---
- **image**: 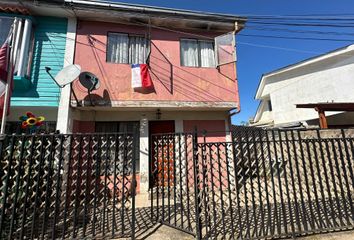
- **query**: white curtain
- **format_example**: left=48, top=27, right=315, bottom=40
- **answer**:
left=107, top=33, right=129, bottom=63
left=129, top=36, right=148, bottom=64
left=200, top=41, right=215, bottom=67
left=181, top=39, right=199, bottom=67
left=0, top=18, right=14, bottom=45
left=118, top=121, right=140, bottom=172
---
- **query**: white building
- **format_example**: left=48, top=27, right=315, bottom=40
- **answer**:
left=252, top=44, right=354, bottom=128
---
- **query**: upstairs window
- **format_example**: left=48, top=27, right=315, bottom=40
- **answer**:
left=0, top=18, right=13, bottom=45
left=107, top=33, right=149, bottom=64
left=0, top=17, right=33, bottom=79
left=180, top=39, right=215, bottom=68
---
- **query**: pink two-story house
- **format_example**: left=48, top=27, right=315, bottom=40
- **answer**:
left=62, top=0, right=245, bottom=196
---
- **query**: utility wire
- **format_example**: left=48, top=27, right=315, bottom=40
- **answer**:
left=55, top=6, right=354, bottom=56
left=237, top=41, right=321, bottom=54
left=246, top=21, right=354, bottom=28
left=239, top=33, right=354, bottom=42
left=126, top=20, right=333, bottom=54
left=245, top=26, right=354, bottom=36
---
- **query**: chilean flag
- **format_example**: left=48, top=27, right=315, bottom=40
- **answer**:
left=131, top=64, right=153, bottom=89
left=0, top=41, right=13, bottom=118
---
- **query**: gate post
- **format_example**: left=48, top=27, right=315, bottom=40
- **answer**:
left=192, top=127, right=203, bottom=239
left=131, top=127, right=139, bottom=240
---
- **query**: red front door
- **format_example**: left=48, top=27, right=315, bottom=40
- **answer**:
left=149, top=121, right=175, bottom=188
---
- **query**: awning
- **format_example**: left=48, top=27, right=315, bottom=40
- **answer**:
left=296, top=102, right=354, bottom=129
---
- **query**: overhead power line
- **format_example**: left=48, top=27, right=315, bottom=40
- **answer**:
left=246, top=21, right=354, bottom=28
left=245, top=26, right=354, bottom=37
left=239, top=33, right=354, bottom=42
left=237, top=41, right=321, bottom=54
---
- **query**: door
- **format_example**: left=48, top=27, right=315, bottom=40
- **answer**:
left=149, top=121, right=175, bottom=188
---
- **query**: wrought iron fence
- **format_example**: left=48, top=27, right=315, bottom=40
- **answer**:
left=152, top=128, right=354, bottom=239
left=0, top=132, right=138, bottom=239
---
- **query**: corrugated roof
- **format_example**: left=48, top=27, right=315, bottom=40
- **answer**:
left=0, top=5, right=31, bottom=15
left=65, top=0, right=246, bottom=23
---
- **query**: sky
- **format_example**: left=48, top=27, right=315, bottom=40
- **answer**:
left=114, top=0, right=354, bottom=124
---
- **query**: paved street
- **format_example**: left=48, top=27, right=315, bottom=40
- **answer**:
left=118, top=225, right=354, bottom=240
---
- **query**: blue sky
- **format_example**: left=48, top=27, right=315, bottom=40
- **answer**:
left=114, top=0, right=354, bottom=124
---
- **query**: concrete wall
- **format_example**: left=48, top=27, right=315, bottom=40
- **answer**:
left=257, top=54, right=354, bottom=125
left=183, top=119, right=226, bottom=142
left=72, top=21, right=238, bottom=105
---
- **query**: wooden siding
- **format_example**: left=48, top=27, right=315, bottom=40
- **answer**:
left=11, top=17, right=67, bottom=107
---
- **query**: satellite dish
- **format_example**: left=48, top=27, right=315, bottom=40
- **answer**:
left=79, top=72, right=100, bottom=92
left=79, top=72, right=100, bottom=106
left=45, top=64, right=81, bottom=88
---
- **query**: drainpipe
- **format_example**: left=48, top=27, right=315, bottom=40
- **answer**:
left=17, top=18, right=32, bottom=77
left=228, top=21, right=242, bottom=126
left=228, top=106, right=240, bottom=126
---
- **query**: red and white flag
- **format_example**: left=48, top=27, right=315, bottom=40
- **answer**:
left=0, top=40, right=13, bottom=118
left=131, top=64, right=153, bottom=89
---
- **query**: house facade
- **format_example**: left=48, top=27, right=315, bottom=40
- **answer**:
left=0, top=0, right=245, bottom=198
left=54, top=0, right=245, bottom=195
left=252, top=44, right=354, bottom=128
left=0, top=1, right=75, bottom=133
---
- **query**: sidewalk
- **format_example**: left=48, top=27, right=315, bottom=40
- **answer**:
left=142, top=225, right=194, bottom=240
left=119, top=225, right=353, bottom=240
left=298, top=230, right=354, bottom=240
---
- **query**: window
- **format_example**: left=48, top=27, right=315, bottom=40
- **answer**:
left=107, top=33, right=149, bottom=64
left=95, top=121, right=140, bottom=172
left=0, top=18, right=13, bottom=45
left=0, top=17, right=33, bottom=79
left=268, top=100, right=272, bottom=112
left=180, top=39, right=215, bottom=68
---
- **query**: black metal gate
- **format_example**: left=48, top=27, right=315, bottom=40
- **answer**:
left=152, top=128, right=354, bottom=239
left=0, top=132, right=138, bottom=239
left=150, top=132, right=199, bottom=237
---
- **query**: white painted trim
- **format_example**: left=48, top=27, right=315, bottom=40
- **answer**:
left=56, top=18, right=77, bottom=133
left=73, top=100, right=238, bottom=110
left=253, top=99, right=266, bottom=123
left=225, top=119, right=231, bottom=142
left=139, top=117, right=149, bottom=194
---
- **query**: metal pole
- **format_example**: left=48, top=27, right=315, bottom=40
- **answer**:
left=131, top=127, right=139, bottom=240
left=192, top=127, right=202, bottom=239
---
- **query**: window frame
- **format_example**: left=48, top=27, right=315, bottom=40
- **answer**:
left=180, top=38, right=215, bottom=68
left=0, top=17, right=34, bottom=79
left=106, top=31, right=150, bottom=65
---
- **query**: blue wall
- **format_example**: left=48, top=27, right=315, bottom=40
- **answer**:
left=11, top=16, right=68, bottom=107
